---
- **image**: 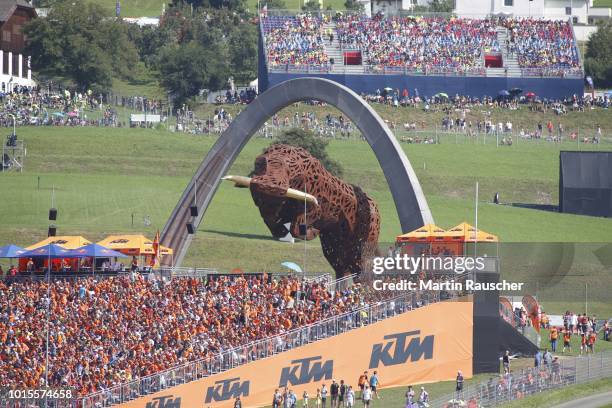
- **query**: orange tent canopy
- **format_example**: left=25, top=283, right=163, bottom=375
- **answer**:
left=396, top=224, right=447, bottom=242
left=446, top=222, right=498, bottom=242
left=97, top=235, right=174, bottom=256
left=396, top=222, right=499, bottom=243
left=26, top=236, right=92, bottom=250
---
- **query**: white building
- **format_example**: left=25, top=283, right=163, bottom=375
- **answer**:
left=455, top=0, right=610, bottom=25
left=0, top=1, right=37, bottom=92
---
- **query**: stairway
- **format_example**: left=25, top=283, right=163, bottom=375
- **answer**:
left=321, top=21, right=364, bottom=74
left=487, top=26, right=522, bottom=78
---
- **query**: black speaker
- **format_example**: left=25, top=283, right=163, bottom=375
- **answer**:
left=49, top=208, right=57, bottom=220
left=48, top=225, right=56, bottom=237
left=186, top=223, right=195, bottom=234
left=299, top=224, right=307, bottom=236
left=190, top=206, right=198, bottom=217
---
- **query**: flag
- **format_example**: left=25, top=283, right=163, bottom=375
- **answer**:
left=151, top=230, right=160, bottom=267
left=116, top=0, right=120, bottom=17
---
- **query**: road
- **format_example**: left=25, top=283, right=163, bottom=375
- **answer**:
left=551, top=390, right=612, bottom=408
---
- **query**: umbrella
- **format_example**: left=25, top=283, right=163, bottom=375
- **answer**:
left=63, top=243, right=126, bottom=259
left=526, top=92, right=536, bottom=98
left=67, top=111, right=78, bottom=117
left=0, top=244, right=26, bottom=258
left=509, top=88, right=523, bottom=95
left=281, top=261, right=303, bottom=273
left=383, top=87, right=393, bottom=91
left=498, top=90, right=510, bottom=96
left=51, top=112, right=64, bottom=117
left=19, top=244, right=71, bottom=258
left=435, top=92, right=449, bottom=99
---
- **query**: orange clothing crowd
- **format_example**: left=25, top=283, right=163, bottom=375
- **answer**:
left=0, top=275, right=379, bottom=397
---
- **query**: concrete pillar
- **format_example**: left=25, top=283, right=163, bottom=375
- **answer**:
left=0, top=50, right=4, bottom=76
left=27, top=56, right=31, bottom=81
left=18, top=54, right=22, bottom=78
left=8, top=52, right=12, bottom=76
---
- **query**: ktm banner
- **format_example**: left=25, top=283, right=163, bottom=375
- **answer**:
left=119, top=301, right=473, bottom=408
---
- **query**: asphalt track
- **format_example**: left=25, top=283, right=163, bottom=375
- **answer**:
left=551, top=390, right=612, bottom=408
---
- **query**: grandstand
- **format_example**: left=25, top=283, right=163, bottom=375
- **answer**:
left=258, top=12, right=585, bottom=99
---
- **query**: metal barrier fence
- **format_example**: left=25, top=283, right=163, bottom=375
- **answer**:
left=79, top=290, right=439, bottom=407
left=429, top=351, right=612, bottom=408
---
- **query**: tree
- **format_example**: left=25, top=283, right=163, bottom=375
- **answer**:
left=156, top=41, right=228, bottom=107
left=171, top=0, right=247, bottom=11
left=344, top=0, right=364, bottom=11
left=302, top=0, right=321, bottom=11
left=272, top=128, right=343, bottom=176
left=264, top=0, right=287, bottom=9
left=584, top=20, right=612, bottom=88
left=428, top=0, right=454, bottom=12
left=23, top=0, right=139, bottom=91
left=228, top=23, right=258, bottom=83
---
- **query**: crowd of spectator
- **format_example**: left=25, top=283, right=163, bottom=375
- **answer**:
left=0, top=274, right=384, bottom=396
left=261, top=14, right=582, bottom=76
left=263, top=15, right=329, bottom=67
left=0, top=86, right=139, bottom=128
left=336, top=15, right=498, bottom=71
left=502, top=18, right=580, bottom=70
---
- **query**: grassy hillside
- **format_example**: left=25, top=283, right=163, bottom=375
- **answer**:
left=0, top=125, right=611, bottom=313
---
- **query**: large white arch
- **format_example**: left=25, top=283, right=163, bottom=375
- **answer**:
left=162, top=78, right=433, bottom=266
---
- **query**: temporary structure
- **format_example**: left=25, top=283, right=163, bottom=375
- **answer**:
left=396, top=224, right=447, bottom=242
left=97, top=235, right=155, bottom=256
left=26, top=236, right=92, bottom=250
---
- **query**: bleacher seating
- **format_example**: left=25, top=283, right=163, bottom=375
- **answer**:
left=261, top=15, right=329, bottom=67
left=260, top=14, right=582, bottom=78
left=335, top=15, right=499, bottom=71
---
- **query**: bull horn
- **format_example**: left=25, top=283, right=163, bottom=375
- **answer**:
left=223, top=175, right=319, bottom=205
left=286, top=188, right=319, bottom=206
left=222, top=175, right=251, bottom=187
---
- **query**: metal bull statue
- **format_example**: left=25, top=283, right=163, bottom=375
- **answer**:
left=223, top=144, right=380, bottom=278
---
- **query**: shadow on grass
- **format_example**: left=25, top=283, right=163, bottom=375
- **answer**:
left=203, top=229, right=273, bottom=241
left=505, top=203, right=559, bottom=212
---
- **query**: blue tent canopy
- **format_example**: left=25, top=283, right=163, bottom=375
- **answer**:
left=0, top=244, right=26, bottom=258
left=63, top=243, right=126, bottom=258
left=19, top=244, right=71, bottom=258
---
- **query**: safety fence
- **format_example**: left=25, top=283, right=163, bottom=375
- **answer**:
left=268, top=63, right=583, bottom=79
left=429, top=351, right=612, bottom=408
left=77, top=290, right=440, bottom=407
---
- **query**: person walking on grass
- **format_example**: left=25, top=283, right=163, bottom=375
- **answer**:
left=502, top=350, right=510, bottom=374
left=346, top=386, right=355, bottom=408
left=362, top=385, right=372, bottom=407
left=562, top=329, right=572, bottom=353
left=369, top=371, right=380, bottom=399
left=455, top=370, right=464, bottom=400
left=549, top=326, right=559, bottom=352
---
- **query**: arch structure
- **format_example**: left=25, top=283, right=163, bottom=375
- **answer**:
left=161, top=78, right=434, bottom=266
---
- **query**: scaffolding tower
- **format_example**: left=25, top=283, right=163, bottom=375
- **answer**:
left=2, top=133, right=26, bottom=172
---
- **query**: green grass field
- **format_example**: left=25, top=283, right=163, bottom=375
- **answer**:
left=500, top=377, right=612, bottom=408
left=593, top=0, right=612, bottom=8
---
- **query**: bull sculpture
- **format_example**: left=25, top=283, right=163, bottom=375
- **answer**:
left=223, top=144, right=380, bottom=278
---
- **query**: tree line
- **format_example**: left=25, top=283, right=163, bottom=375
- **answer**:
left=24, top=0, right=259, bottom=106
